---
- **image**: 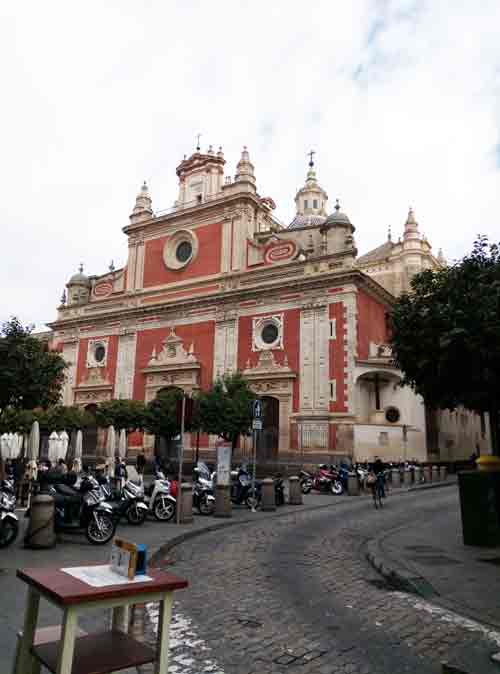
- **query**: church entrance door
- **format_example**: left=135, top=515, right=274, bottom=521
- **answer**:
left=256, top=396, right=279, bottom=463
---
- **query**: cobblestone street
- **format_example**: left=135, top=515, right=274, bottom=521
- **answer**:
left=154, top=488, right=500, bottom=674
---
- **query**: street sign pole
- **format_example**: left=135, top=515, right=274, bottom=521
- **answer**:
left=251, top=399, right=262, bottom=513
left=251, top=427, right=257, bottom=512
left=176, top=394, right=186, bottom=525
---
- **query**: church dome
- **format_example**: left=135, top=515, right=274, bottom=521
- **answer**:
left=325, top=200, right=352, bottom=227
left=68, top=265, right=90, bottom=286
left=289, top=213, right=327, bottom=229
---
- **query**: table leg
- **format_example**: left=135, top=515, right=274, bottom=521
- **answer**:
left=14, top=587, right=40, bottom=674
left=111, top=604, right=130, bottom=633
left=154, top=593, right=173, bottom=674
left=56, top=607, right=78, bottom=674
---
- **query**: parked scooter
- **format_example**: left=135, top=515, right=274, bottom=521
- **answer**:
left=98, top=476, right=148, bottom=525
left=0, top=479, right=18, bottom=548
left=192, top=463, right=215, bottom=515
left=142, top=472, right=177, bottom=522
left=49, top=475, right=116, bottom=545
left=230, top=466, right=261, bottom=509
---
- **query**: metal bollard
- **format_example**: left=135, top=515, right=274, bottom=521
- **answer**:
left=24, top=494, right=56, bottom=549
left=288, top=476, right=303, bottom=505
left=424, top=466, right=431, bottom=483
left=404, top=469, right=412, bottom=487
left=440, top=466, right=447, bottom=482
left=179, top=483, right=193, bottom=524
left=432, top=465, right=439, bottom=482
left=391, top=468, right=401, bottom=488
left=261, top=478, right=276, bottom=511
left=347, top=472, right=360, bottom=495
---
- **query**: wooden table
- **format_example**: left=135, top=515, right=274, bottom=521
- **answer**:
left=15, top=564, right=188, bottom=674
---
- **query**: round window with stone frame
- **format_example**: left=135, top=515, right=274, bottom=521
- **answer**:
left=385, top=406, right=401, bottom=424
left=256, top=318, right=282, bottom=350
left=163, top=229, right=199, bottom=271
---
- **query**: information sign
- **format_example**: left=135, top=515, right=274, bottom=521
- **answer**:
left=253, top=400, right=262, bottom=419
left=252, top=419, right=263, bottom=430
left=216, top=442, right=232, bottom=486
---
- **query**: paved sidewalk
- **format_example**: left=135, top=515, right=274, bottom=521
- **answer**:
left=367, top=485, right=500, bottom=630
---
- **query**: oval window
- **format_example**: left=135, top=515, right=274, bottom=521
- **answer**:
left=176, top=241, right=192, bottom=263
left=261, top=322, right=279, bottom=345
left=385, top=407, right=400, bottom=424
left=94, top=344, right=106, bottom=363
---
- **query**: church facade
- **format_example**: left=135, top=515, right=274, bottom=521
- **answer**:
left=48, top=146, right=488, bottom=464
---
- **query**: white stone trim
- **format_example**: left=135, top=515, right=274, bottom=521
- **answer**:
left=61, top=341, right=79, bottom=405
left=114, top=333, right=137, bottom=399
left=86, top=338, right=109, bottom=368
left=213, top=317, right=238, bottom=380
left=252, top=314, right=283, bottom=351
left=163, top=229, right=199, bottom=271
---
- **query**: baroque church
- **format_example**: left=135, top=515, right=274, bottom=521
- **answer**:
left=48, top=145, right=488, bottom=465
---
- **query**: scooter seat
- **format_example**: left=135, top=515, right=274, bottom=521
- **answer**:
left=53, top=492, right=81, bottom=507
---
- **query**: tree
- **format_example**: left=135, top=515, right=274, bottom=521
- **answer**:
left=143, top=389, right=183, bottom=454
left=0, top=318, right=67, bottom=412
left=197, top=372, right=254, bottom=451
left=390, top=236, right=500, bottom=454
left=95, top=399, right=147, bottom=434
left=35, top=406, right=94, bottom=433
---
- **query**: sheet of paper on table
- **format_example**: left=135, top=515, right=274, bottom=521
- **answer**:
left=61, top=565, right=153, bottom=588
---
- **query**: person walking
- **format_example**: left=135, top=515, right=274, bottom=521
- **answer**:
left=136, top=451, right=146, bottom=484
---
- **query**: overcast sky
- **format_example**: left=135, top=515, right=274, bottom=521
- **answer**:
left=1, top=1, right=500, bottom=330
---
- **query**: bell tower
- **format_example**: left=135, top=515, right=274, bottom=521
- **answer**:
left=174, top=140, right=226, bottom=208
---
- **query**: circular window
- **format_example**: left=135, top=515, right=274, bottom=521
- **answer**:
left=176, top=241, right=192, bottom=263
left=385, top=407, right=401, bottom=424
left=94, top=344, right=106, bottom=363
left=261, top=323, right=279, bottom=345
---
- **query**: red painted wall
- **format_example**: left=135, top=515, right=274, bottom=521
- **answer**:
left=133, top=321, right=215, bottom=401
left=329, top=424, right=337, bottom=450
left=143, top=223, right=222, bottom=288
left=356, top=291, right=389, bottom=360
left=329, top=303, right=347, bottom=413
left=237, top=308, right=300, bottom=412
left=75, top=335, right=119, bottom=391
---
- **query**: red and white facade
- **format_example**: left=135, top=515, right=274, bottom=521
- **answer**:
left=49, top=146, right=487, bottom=463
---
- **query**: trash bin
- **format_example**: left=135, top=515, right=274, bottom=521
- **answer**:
left=458, top=470, right=500, bottom=547
left=24, top=494, right=56, bottom=549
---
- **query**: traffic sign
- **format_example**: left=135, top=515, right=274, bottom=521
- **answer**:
left=252, top=419, right=263, bottom=430
left=253, top=400, right=262, bottom=419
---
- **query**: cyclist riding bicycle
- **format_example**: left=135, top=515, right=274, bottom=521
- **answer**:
left=371, top=457, right=386, bottom=498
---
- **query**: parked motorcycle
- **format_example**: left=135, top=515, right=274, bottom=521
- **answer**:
left=49, top=475, right=116, bottom=545
left=98, top=476, right=148, bottom=525
left=192, top=463, right=215, bottom=515
left=299, top=465, right=343, bottom=495
left=0, top=479, right=18, bottom=548
left=230, top=466, right=261, bottom=509
left=142, top=472, right=177, bottom=522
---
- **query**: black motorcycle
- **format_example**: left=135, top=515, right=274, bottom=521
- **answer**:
left=98, top=476, right=148, bottom=525
left=274, top=475, right=285, bottom=506
left=192, top=463, right=215, bottom=516
left=230, top=467, right=261, bottom=509
left=0, top=479, right=18, bottom=548
left=49, top=475, right=116, bottom=545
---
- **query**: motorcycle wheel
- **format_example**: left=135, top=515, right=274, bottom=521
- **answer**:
left=86, top=513, right=116, bottom=545
left=301, top=481, right=312, bottom=494
left=153, top=497, right=175, bottom=522
left=0, top=519, right=18, bottom=548
left=126, top=504, right=147, bottom=526
left=331, top=480, right=343, bottom=496
left=197, top=495, right=215, bottom=516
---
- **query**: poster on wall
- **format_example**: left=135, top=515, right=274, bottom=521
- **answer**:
left=216, top=441, right=232, bottom=486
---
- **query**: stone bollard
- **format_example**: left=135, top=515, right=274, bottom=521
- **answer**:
left=424, top=466, right=431, bottom=483
left=404, top=469, right=412, bottom=487
left=24, top=493, right=56, bottom=549
left=391, top=468, right=401, bottom=488
left=288, top=476, right=303, bottom=505
left=214, top=483, right=232, bottom=517
left=261, top=478, right=276, bottom=511
left=179, top=483, right=193, bottom=524
left=347, top=472, right=360, bottom=495
left=414, top=466, right=422, bottom=484
left=440, top=466, right=447, bottom=482
left=432, top=465, right=439, bottom=483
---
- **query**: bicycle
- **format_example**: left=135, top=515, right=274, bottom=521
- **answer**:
left=369, top=473, right=385, bottom=509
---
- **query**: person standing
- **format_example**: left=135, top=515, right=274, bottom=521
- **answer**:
left=136, top=451, right=146, bottom=481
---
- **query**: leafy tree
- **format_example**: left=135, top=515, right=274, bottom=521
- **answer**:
left=197, top=372, right=254, bottom=451
left=390, top=236, right=500, bottom=454
left=143, top=388, right=184, bottom=450
left=36, top=406, right=94, bottom=432
left=0, top=318, right=67, bottom=412
left=95, top=399, right=147, bottom=433
left=0, top=408, right=35, bottom=435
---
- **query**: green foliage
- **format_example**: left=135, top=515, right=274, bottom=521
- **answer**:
left=95, top=399, right=147, bottom=433
left=0, top=317, right=67, bottom=412
left=0, top=408, right=35, bottom=434
left=36, top=406, right=94, bottom=432
left=197, top=372, right=254, bottom=449
left=143, top=388, right=183, bottom=441
left=390, top=236, right=500, bottom=452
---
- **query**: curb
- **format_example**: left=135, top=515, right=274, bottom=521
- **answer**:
left=365, top=537, right=436, bottom=598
